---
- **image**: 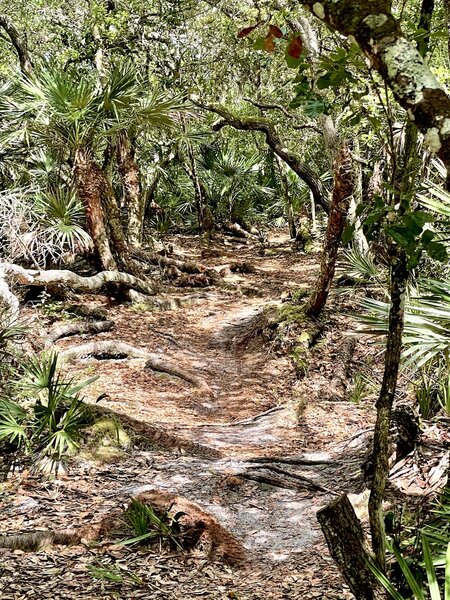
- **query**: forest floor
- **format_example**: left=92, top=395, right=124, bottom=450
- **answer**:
left=0, top=231, right=406, bottom=599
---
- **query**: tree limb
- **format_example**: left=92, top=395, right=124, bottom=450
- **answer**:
left=243, top=98, right=322, bottom=134
left=0, top=15, right=32, bottom=74
left=193, top=100, right=330, bottom=213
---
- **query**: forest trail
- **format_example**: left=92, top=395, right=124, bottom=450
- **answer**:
left=1, top=233, right=372, bottom=599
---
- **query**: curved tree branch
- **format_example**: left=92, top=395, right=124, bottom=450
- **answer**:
left=193, top=100, right=330, bottom=213
left=243, top=98, right=323, bottom=134
left=0, top=15, right=32, bottom=74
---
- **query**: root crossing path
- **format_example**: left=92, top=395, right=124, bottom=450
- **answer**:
left=1, top=234, right=370, bottom=599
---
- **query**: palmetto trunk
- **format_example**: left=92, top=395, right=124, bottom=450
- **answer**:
left=116, top=133, right=144, bottom=247
left=305, top=143, right=354, bottom=318
left=74, top=149, right=117, bottom=271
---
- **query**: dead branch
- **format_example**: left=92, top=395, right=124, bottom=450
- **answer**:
left=0, top=263, right=157, bottom=297
left=0, top=266, right=20, bottom=322
left=59, top=340, right=213, bottom=396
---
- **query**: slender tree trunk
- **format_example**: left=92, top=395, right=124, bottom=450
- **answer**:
left=73, top=149, right=117, bottom=271
left=276, top=157, right=297, bottom=238
left=182, top=153, right=213, bottom=232
left=304, top=143, right=354, bottom=318
left=368, top=250, right=408, bottom=570
left=116, top=133, right=144, bottom=247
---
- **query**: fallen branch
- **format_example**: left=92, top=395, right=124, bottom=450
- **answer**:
left=1, top=263, right=157, bottom=297
left=59, top=340, right=213, bottom=396
left=48, top=320, right=114, bottom=342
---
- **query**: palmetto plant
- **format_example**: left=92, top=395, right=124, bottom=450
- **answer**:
left=199, top=143, right=275, bottom=225
left=369, top=488, right=450, bottom=600
left=120, top=499, right=186, bottom=550
left=0, top=185, right=90, bottom=267
left=0, top=351, right=97, bottom=471
left=0, top=62, right=184, bottom=264
left=355, top=278, right=450, bottom=370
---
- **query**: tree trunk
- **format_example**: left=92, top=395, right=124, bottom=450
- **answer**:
left=368, top=250, right=408, bottom=570
left=73, top=149, right=117, bottom=271
left=317, top=495, right=386, bottom=600
left=305, top=143, right=354, bottom=318
left=276, top=156, right=297, bottom=238
left=116, top=133, right=144, bottom=247
left=182, top=153, right=214, bottom=232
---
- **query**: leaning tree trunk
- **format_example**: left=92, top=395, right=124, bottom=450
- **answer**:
left=74, top=149, right=117, bottom=272
left=116, top=132, right=144, bottom=247
left=304, top=143, right=354, bottom=318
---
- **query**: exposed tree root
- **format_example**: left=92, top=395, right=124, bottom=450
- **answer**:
left=59, top=340, right=214, bottom=396
left=62, top=304, right=109, bottom=320
left=98, top=409, right=222, bottom=459
left=0, top=263, right=157, bottom=297
left=237, top=464, right=333, bottom=494
left=247, top=455, right=333, bottom=466
left=48, top=320, right=114, bottom=342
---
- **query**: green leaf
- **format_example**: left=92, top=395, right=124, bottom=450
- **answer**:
left=367, top=559, right=407, bottom=600
left=422, top=535, right=441, bottom=600
left=391, top=540, right=425, bottom=600
left=426, top=242, right=448, bottom=262
left=316, top=73, right=333, bottom=89
left=421, top=230, right=436, bottom=245
left=253, top=37, right=266, bottom=51
left=303, top=99, right=326, bottom=116
left=341, top=223, right=355, bottom=245
left=445, top=542, right=450, bottom=600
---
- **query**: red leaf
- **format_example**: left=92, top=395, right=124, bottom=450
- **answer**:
left=287, top=35, right=303, bottom=59
left=269, top=24, right=283, bottom=39
left=264, top=33, right=275, bottom=52
left=237, top=24, right=259, bottom=38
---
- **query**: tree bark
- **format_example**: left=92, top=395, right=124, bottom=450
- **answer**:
left=298, top=0, right=450, bottom=186
left=73, top=149, right=117, bottom=271
left=317, top=495, right=386, bottom=600
left=368, top=251, right=408, bottom=570
left=305, top=143, right=354, bottom=318
left=116, top=133, right=144, bottom=247
left=276, top=156, right=297, bottom=238
left=195, top=101, right=330, bottom=214
left=0, top=263, right=157, bottom=297
left=0, top=16, right=33, bottom=74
